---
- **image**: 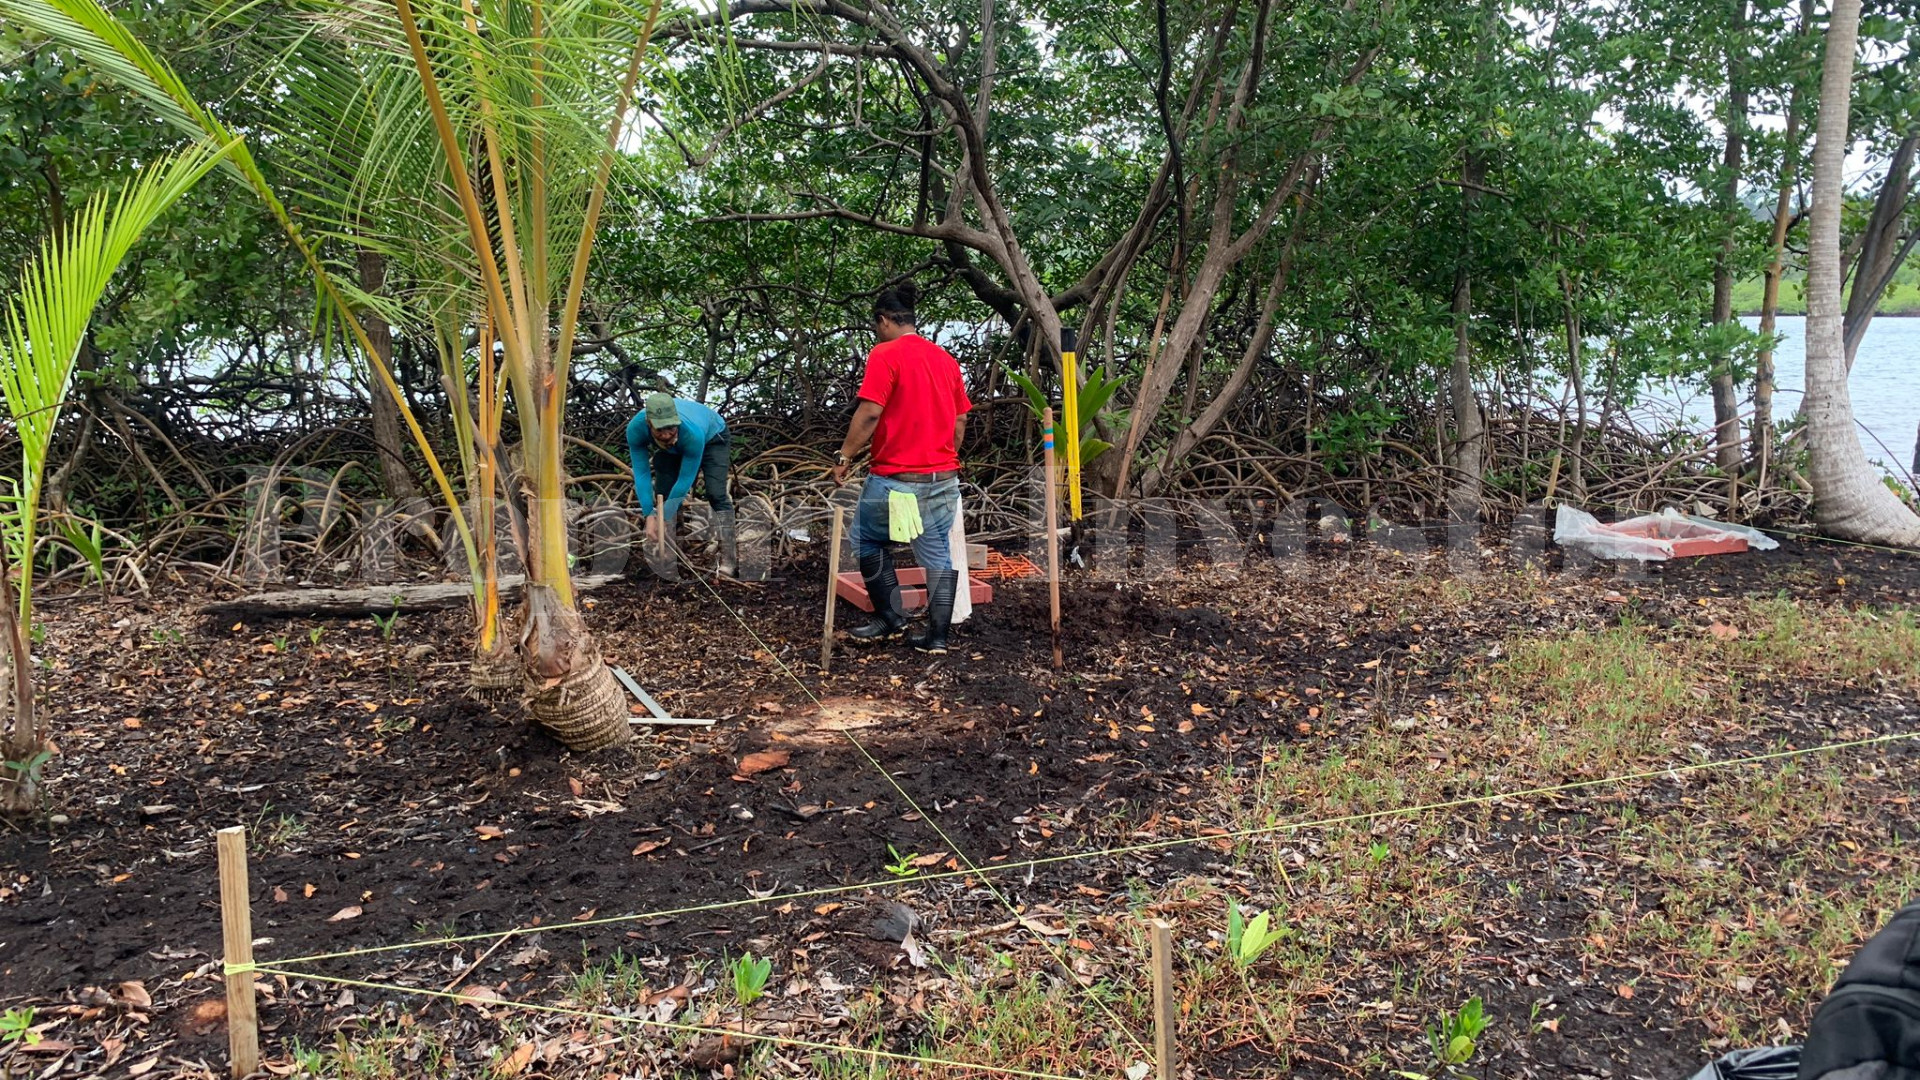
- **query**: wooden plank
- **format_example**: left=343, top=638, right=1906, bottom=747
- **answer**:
left=217, top=827, right=259, bottom=1079
left=203, top=573, right=621, bottom=620
left=1044, top=407, right=1063, bottom=671
left=820, top=504, right=846, bottom=672
left=1151, top=918, right=1176, bottom=1080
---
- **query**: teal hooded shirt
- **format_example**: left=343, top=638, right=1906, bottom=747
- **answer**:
left=627, top=398, right=726, bottom=519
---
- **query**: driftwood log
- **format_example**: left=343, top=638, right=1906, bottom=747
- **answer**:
left=203, top=574, right=622, bottom=621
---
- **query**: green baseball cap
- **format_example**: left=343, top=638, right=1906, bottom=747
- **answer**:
left=645, top=392, right=680, bottom=428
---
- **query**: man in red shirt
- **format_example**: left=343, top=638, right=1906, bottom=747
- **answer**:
left=831, top=280, right=970, bottom=654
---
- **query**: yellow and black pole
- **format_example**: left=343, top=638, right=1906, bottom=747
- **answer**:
left=1061, top=327, right=1083, bottom=521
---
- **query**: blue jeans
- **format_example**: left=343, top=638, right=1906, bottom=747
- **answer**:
left=853, top=474, right=957, bottom=572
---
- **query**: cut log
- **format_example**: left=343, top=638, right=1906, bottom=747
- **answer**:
left=203, top=574, right=621, bottom=621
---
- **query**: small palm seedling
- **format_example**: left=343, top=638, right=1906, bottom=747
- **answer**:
left=1368, top=840, right=1392, bottom=865
left=884, top=844, right=920, bottom=878
left=272, top=634, right=290, bottom=654
left=371, top=609, right=401, bottom=641
left=731, top=952, right=772, bottom=1009
left=57, top=518, right=107, bottom=587
left=1225, top=900, right=1291, bottom=969
left=308, top=627, right=324, bottom=648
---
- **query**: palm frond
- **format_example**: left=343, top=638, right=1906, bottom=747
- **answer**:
left=0, top=140, right=236, bottom=618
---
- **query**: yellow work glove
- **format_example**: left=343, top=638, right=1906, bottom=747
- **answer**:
left=888, top=489, right=924, bottom=542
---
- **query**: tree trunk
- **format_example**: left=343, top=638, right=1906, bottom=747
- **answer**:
left=358, top=250, right=422, bottom=502
left=1708, top=0, right=1750, bottom=507
left=1447, top=153, right=1486, bottom=522
left=1841, top=133, right=1917, bottom=368
left=1802, top=0, right=1920, bottom=546
left=1753, top=101, right=1801, bottom=484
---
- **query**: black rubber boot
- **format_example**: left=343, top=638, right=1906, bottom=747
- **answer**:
left=849, top=552, right=909, bottom=641
left=911, top=569, right=960, bottom=654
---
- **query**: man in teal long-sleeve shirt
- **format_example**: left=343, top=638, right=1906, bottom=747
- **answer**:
left=627, top=392, right=735, bottom=575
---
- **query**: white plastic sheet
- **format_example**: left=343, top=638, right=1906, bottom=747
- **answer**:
left=946, top=495, right=972, bottom=625
left=1552, top=505, right=1779, bottom=561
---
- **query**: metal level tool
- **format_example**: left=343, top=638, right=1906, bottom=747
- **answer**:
left=611, top=667, right=716, bottom=727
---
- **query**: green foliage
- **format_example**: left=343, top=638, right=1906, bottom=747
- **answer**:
left=1429, top=996, right=1488, bottom=1067
left=0, top=1006, right=40, bottom=1045
left=55, top=516, right=105, bottom=584
left=370, top=609, right=400, bottom=641
left=1225, top=900, right=1291, bottom=968
left=1007, top=367, right=1126, bottom=467
left=879, top=841, right=917, bottom=876
left=730, top=952, right=772, bottom=1008
left=883, top=844, right=919, bottom=878
left=0, top=141, right=232, bottom=621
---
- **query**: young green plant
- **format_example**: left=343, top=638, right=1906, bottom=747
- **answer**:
left=0, top=141, right=234, bottom=815
left=884, top=844, right=921, bottom=878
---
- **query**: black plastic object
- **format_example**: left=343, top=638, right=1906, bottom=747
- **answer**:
left=1797, top=899, right=1920, bottom=1080
left=1687, top=1046, right=1801, bottom=1080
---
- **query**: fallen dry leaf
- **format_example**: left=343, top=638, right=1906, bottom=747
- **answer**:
left=643, top=984, right=691, bottom=1007
left=1707, top=621, right=1740, bottom=640
left=115, top=981, right=152, bottom=1009
left=1617, top=983, right=1634, bottom=999
left=736, top=750, right=791, bottom=776
left=475, top=824, right=505, bottom=840
left=459, top=986, right=502, bottom=1010
left=303, top=883, right=316, bottom=898
left=272, top=886, right=288, bottom=903
left=327, top=905, right=363, bottom=922
left=631, top=839, right=668, bottom=857
left=494, top=1041, right=537, bottom=1077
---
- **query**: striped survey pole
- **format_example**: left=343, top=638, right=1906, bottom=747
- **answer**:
left=1060, top=327, right=1082, bottom=522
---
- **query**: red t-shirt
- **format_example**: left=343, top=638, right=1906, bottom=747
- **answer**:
left=857, top=334, right=972, bottom=475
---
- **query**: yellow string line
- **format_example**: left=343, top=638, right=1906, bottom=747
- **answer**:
left=1754, top=524, right=1920, bottom=557
left=662, top=533, right=1153, bottom=1058
left=262, top=727, right=1920, bottom=968
left=238, top=964, right=1089, bottom=1080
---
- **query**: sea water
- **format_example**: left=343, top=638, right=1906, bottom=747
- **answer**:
left=1635, top=316, right=1919, bottom=483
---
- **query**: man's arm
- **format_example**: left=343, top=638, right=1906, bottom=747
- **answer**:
left=626, top=415, right=655, bottom=514
left=953, top=413, right=967, bottom=453
left=663, top=424, right=706, bottom=520
left=832, top=400, right=885, bottom=484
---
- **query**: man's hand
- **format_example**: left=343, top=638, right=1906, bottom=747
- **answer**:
left=643, top=514, right=664, bottom=546
left=832, top=461, right=851, bottom=486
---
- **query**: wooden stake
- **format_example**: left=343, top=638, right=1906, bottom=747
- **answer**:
left=1150, top=918, right=1176, bottom=1080
left=217, top=826, right=259, bottom=1079
left=650, top=494, right=676, bottom=579
left=1043, top=407, right=1062, bottom=670
left=820, top=503, right=846, bottom=672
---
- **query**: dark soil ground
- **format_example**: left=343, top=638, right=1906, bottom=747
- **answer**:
left=2, top=531, right=1917, bottom=1079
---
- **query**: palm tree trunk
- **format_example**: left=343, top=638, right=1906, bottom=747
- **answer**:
left=1709, top=0, right=1749, bottom=509
left=1803, top=0, right=1920, bottom=545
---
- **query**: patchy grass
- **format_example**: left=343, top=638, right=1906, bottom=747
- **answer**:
left=278, top=592, right=1919, bottom=1079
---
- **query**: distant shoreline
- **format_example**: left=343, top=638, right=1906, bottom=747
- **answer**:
left=1737, top=310, right=1920, bottom=318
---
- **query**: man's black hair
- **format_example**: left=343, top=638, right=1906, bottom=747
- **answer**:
left=873, top=279, right=919, bottom=325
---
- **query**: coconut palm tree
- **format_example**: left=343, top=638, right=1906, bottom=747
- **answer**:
left=1802, top=0, right=1920, bottom=546
left=6, top=0, right=671, bottom=748
left=1, top=142, right=234, bottom=814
